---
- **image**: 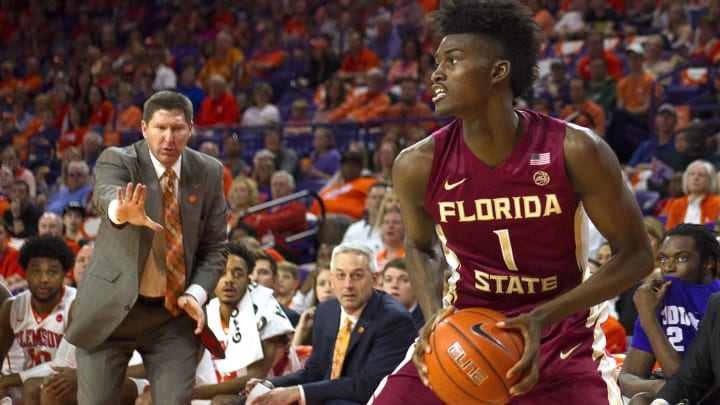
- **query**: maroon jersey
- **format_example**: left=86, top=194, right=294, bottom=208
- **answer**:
left=424, top=109, right=586, bottom=316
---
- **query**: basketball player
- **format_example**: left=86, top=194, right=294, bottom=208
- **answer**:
left=0, top=235, right=76, bottom=400
left=619, top=224, right=720, bottom=402
left=372, top=1, right=653, bottom=403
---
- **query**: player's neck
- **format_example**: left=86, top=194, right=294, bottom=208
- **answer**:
left=462, top=109, right=523, bottom=168
left=31, top=295, right=62, bottom=317
left=220, top=295, right=245, bottom=324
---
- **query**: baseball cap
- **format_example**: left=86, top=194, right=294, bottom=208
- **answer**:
left=340, top=151, right=363, bottom=165
left=626, top=42, right=645, bottom=56
left=657, top=103, right=677, bottom=117
left=63, top=201, right=86, bottom=217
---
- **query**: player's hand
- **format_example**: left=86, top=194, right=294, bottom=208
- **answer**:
left=634, top=279, right=671, bottom=319
left=115, top=183, right=163, bottom=231
left=251, top=386, right=300, bottom=405
left=498, top=311, right=543, bottom=397
left=178, top=294, right=204, bottom=335
left=41, top=366, right=77, bottom=399
left=413, top=306, right=455, bottom=387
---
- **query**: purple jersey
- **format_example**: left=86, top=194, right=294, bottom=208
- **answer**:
left=424, top=109, right=585, bottom=316
left=632, top=277, right=720, bottom=355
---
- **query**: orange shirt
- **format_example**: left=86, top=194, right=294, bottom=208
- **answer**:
left=88, top=100, right=115, bottom=127
left=328, top=91, right=391, bottom=123
left=115, top=104, right=142, bottom=130
left=560, top=99, right=606, bottom=137
left=617, top=71, right=657, bottom=112
left=0, top=245, right=22, bottom=279
left=601, top=315, right=627, bottom=354
left=309, top=177, right=378, bottom=220
left=197, top=48, right=245, bottom=89
left=57, top=126, right=89, bottom=155
left=340, top=49, right=381, bottom=75
left=386, top=101, right=435, bottom=130
left=577, top=52, right=623, bottom=81
left=663, top=194, right=720, bottom=230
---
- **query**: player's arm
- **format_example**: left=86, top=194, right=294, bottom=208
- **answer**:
left=501, top=125, right=654, bottom=396
left=634, top=279, right=683, bottom=377
left=192, top=337, right=278, bottom=399
left=392, top=140, right=446, bottom=318
left=0, top=298, right=21, bottom=392
left=618, top=348, right=665, bottom=397
left=538, top=124, right=653, bottom=322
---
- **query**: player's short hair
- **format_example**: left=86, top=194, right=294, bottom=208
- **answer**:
left=664, top=223, right=720, bottom=275
left=143, top=91, right=193, bottom=124
left=277, top=261, right=299, bottom=280
left=253, top=249, right=278, bottom=277
left=227, top=242, right=256, bottom=272
left=382, top=257, right=407, bottom=275
left=18, top=235, right=75, bottom=273
left=430, top=0, right=541, bottom=98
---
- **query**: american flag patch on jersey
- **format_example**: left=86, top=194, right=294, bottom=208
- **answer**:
left=530, top=152, right=550, bottom=165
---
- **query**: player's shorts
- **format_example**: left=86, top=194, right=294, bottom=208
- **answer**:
left=371, top=312, right=623, bottom=405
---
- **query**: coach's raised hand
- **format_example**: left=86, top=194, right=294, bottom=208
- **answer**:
left=115, top=183, right=163, bottom=231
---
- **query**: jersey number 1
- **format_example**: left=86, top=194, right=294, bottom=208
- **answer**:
left=493, top=229, right=518, bottom=271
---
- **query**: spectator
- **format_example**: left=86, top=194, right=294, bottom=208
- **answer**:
left=223, top=133, right=249, bottom=178
left=626, top=103, right=678, bottom=173
left=241, top=82, right=280, bottom=127
left=244, top=171, right=307, bottom=254
left=176, top=64, right=205, bottom=116
left=0, top=218, right=23, bottom=293
left=312, top=75, right=347, bottom=123
left=338, top=30, right=381, bottom=85
left=328, top=68, right=391, bottom=123
left=195, top=73, right=240, bottom=126
left=275, top=261, right=300, bottom=308
left=659, top=1, right=693, bottom=51
left=366, top=12, right=402, bottom=67
left=387, top=38, right=422, bottom=85
left=86, top=84, right=114, bottom=129
left=587, top=56, right=617, bottom=113
left=375, top=206, right=406, bottom=277
left=250, top=249, right=301, bottom=327
left=386, top=77, right=434, bottom=131
left=341, top=181, right=387, bottom=255
left=246, top=28, right=287, bottom=81
left=643, top=35, right=675, bottom=78
left=3, top=179, right=40, bottom=238
left=688, top=15, right=720, bottom=63
left=560, top=77, right=606, bottom=137
left=25, top=108, right=59, bottom=172
left=308, top=151, right=378, bottom=221
left=81, top=130, right=103, bottom=171
left=373, top=138, right=400, bottom=185
left=2, top=145, right=36, bottom=198
left=308, top=37, right=341, bottom=90
left=527, top=0, right=556, bottom=41
left=619, top=224, right=720, bottom=399
left=300, top=126, right=341, bottom=182
left=45, top=160, right=92, bottom=216
left=584, top=0, right=620, bottom=36
left=534, top=58, right=571, bottom=116
left=292, top=265, right=334, bottom=346
left=553, top=0, right=588, bottom=40
left=263, top=129, right=299, bottom=176
left=57, top=103, right=89, bottom=158
left=576, top=30, right=623, bottom=82
left=251, top=149, right=277, bottom=202
left=199, top=141, right=233, bottom=198
left=245, top=243, right=416, bottom=405
left=62, top=201, right=86, bottom=245
left=147, top=42, right=177, bottom=91
left=197, top=30, right=244, bottom=90
left=283, top=99, right=312, bottom=136
left=113, top=81, right=142, bottom=131
left=382, top=257, right=424, bottom=334
left=227, top=175, right=259, bottom=229
left=661, top=159, right=720, bottom=230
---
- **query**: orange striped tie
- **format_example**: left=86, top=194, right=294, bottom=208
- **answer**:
left=163, top=168, right=186, bottom=315
left=330, top=317, right=353, bottom=379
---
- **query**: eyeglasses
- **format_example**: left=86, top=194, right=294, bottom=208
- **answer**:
left=67, top=172, right=84, bottom=177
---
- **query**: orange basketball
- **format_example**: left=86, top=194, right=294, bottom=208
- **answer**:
left=424, top=308, right=524, bottom=405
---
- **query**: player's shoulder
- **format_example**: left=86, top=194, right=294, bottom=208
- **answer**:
left=563, top=122, right=608, bottom=158
left=394, top=134, right=435, bottom=179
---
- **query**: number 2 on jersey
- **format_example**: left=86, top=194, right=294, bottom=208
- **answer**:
left=493, top=229, right=519, bottom=271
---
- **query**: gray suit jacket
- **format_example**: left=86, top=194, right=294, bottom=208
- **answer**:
left=65, top=140, right=228, bottom=350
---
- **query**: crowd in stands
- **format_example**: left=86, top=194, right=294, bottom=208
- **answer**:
left=1, top=0, right=720, bottom=403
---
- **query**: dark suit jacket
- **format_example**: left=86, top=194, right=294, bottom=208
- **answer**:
left=411, top=304, right=425, bottom=335
left=65, top=140, right=228, bottom=350
left=657, top=293, right=720, bottom=404
left=269, top=290, right=415, bottom=404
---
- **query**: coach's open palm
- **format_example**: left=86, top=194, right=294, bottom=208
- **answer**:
left=413, top=306, right=455, bottom=387
left=498, top=312, right=543, bottom=396
left=115, top=183, right=163, bottom=231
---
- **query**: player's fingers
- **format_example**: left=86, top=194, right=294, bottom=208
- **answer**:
left=125, top=183, right=133, bottom=200
left=132, top=184, right=145, bottom=204
left=144, top=217, right=164, bottom=232
left=117, top=186, right=124, bottom=202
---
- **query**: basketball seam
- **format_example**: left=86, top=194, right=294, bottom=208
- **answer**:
left=447, top=316, right=512, bottom=404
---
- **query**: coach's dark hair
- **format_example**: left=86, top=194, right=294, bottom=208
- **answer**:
left=664, top=223, right=720, bottom=275
left=227, top=242, right=256, bottom=273
left=142, top=91, right=194, bottom=124
left=430, top=0, right=541, bottom=98
left=19, top=235, right=75, bottom=273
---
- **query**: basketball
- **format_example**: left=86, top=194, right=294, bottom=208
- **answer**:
left=424, top=308, right=524, bottom=405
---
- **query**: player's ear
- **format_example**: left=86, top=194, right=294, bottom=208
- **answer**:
left=491, top=60, right=511, bottom=84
